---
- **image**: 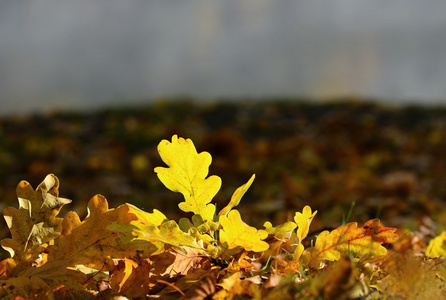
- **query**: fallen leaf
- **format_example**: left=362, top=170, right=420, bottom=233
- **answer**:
left=219, top=209, right=269, bottom=257
left=163, top=247, right=207, bottom=276
left=120, top=219, right=201, bottom=252
left=1, top=174, right=71, bottom=266
left=378, top=253, right=446, bottom=299
left=263, top=221, right=297, bottom=241
left=302, top=219, right=398, bottom=269
left=320, top=257, right=354, bottom=299
left=426, top=231, right=446, bottom=258
left=110, top=258, right=153, bottom=298
left=43, top=194, right=151, bottom=271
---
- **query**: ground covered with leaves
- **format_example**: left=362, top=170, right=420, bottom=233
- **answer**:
left=1, top=100, right=446, bottom=299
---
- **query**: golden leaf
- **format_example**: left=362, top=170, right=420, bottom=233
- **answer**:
left=219, top=210, right=269, bottom=256
left=264, top=221, right=297, bottom=241
left=127, top=204, right=167, bottom=226
left=155, top=135, right=222, bottom=222
left=426, top=231, right=446, bottom=258
left=43, top=194, right=152, bottom=271
left=116, top=219, right=201, bottom=253
left=219, top=174, right=255, bottom=216
left=302, top=219, right=398, bottom=269
left=294, top=205, right=317, bottom=243
left=1, top=174, right=71, bottom=271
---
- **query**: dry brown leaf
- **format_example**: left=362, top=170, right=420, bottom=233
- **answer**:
left=110, top=258, right=153, bottom=298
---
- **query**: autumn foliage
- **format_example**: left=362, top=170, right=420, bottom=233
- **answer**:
left=0, top=134, right=445, bottom=299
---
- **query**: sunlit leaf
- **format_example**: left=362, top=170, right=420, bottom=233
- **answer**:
left=219, top=174, right=255, bottom=216
left=1, top=174, right=71, bottom=273
left=294, top=205, right=317, bottom=243
left=154, top=135, right=222, bottom=222
left=219, top=209, right=269, bottom=256
left=120, top=219, right=201, bottom=252
left=127, top=205, right=167, bottom=226
left=302, top=219, right=398, bottom=269
left=43, top=195, right=152, bottom=271
left=263, top=221, right=297, bottom=240
left=426, top=231, right=446, bottom=258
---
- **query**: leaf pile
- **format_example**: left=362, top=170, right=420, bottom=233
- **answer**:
left=6, top=134, right=446, bottom=299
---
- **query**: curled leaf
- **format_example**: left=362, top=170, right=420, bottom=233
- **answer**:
left=219, top=174, right=255, bottom=216
left=1, top=174, right=71, bottom=266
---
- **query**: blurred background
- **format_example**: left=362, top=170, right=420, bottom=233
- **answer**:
left=1, top=1, right=446, bottom=258
left=1, top=0, right=446, bottom=115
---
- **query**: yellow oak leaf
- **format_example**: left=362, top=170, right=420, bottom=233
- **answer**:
left=177, top=215, right=211, bottom=235
left=302, top=219, right=398, bottom=269
left=42, top=194, right=154, bottom=272
left=262, top=221, right=298, bottom=260
left=108, top=206, right=172, bottom=256
left=426, top=231, right=446, bottom=258
left=178, top=218, right=217, bottom=250
left=294, top=205, right=317, bottom=243
left=112, top=219, right=201, bottom=254
left=219, top=174, right=255, bottom=216
left=6, top=196, right=157, bottom=298
left=263, top=221, right=297, bottom=240
left=219, top=209, right=269, bottom=256
left=154, top=135, right=222, bottom=222
left=127, top=204, right=167, bottom=226
left=1, top=174, right=71, bottom=269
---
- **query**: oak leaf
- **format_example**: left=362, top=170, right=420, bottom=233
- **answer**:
left=263, top=221, right=297, bottom=241
left=219, top=174, right=255, bottom=216
left=426, top=231, right=446, bottom=258
left=0, top=276, right=50, bottom=299
left=302, top=219, right=398, bottom=269
left=41, top=194, right=153, bottom=272
left=294, top=205, right=317, bottom=243
left=1, top=174, right=71, bottom=266
left=162, top=246, right=207, bottom=276
left=2, top=195, right=153, bottom=297
left=219, top=210, right=269, bottom=257
left=110, top=258, right=153, bottom=298
left=128, top=205, right=167, bottom=226
left=262, top=221, right=297, bottom=262
left=154, top=135, right=222, bottom=223
left=113, top=219, right=201, bottom=253
left=216, top=271, right=257, bottom=299
left=378, top=253, right=446, bottom=298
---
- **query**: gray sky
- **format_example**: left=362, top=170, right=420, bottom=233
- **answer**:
left=1, top=1, right=446, bottom=115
